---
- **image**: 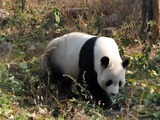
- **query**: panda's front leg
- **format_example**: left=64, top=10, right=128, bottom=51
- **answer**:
left=86, top=77, right=112, bottom=109
left=77, top=70, right=87, bottom=100
left=77, top=70, right=112, bottom=109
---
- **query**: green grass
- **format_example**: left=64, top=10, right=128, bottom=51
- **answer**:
left=0, top=0, right=160, bottom=119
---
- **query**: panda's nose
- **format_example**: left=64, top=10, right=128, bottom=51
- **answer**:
left=111, top=93, right=117, bottom=96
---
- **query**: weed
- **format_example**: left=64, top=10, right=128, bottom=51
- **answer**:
left=0, top=0, right=160, bottom=119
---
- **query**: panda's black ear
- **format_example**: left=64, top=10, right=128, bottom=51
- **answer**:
left=100, top=56, right=109, bottom=68
left=122, top=59, right=129, bottom=68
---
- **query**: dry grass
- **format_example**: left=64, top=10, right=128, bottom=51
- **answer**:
left=0, top=0, right=160, bottom=119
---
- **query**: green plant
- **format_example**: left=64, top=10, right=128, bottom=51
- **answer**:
left=53, top=7, right=61, bottom=26
left=0, top=0, right=160, bottom=119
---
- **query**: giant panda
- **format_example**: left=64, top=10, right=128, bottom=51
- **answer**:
left=41, top=32, right=129, bottom=108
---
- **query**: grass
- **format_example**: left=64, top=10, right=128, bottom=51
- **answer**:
left=0, top=0, right=160, bottom=119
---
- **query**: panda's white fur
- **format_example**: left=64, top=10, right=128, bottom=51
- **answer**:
left=41, top=32, right=129, bottom=108
left=93, top=37, right=126, bottom=95
left=44, top=32, right=94, bottom=78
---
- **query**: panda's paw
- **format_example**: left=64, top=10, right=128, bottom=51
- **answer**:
left=111, top=103, right=122, bottom=111
left=67, top=93, right=79, bottom=99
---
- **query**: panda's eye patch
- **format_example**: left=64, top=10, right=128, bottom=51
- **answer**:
left=106, top=80, right=113, bottom=86
left=119, top=81, right=122, bottom=87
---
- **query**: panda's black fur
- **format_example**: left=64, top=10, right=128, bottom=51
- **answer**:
left=78, top=37, right=111, bottom=107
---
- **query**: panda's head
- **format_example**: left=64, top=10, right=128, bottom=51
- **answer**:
left=97, top=56, right=129, bottom=96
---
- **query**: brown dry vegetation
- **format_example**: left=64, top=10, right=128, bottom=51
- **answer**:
left=0, top=0, right=160, bottom=119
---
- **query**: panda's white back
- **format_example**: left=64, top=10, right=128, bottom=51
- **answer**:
left=46, top=32, right=94, bottom=78
left=45, top=32, right=122, bottom=79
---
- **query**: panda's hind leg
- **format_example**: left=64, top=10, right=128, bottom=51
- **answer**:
left=59, top=77, right=77, bottom=99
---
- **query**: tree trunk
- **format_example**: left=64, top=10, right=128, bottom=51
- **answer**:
left=141, top=0, right=153, bottom=38
left=152, top=0, right=160, bottom=38
left=141, top=0, right=160, bottom=40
